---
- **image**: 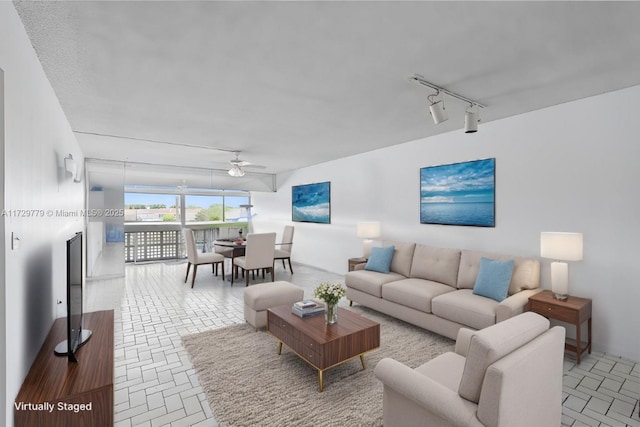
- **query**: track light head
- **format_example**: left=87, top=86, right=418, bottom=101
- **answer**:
left=464, top=106, right=480, bottom=133
left=428, top=92, right=448, bottom=124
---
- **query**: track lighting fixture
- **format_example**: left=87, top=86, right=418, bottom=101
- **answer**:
left=464, top=105, right=480, bottom=133
left=428, top=91, right=448, bottom=124
left=410, top=74, right=486, bottom=134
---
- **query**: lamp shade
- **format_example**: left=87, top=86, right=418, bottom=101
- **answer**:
left=228, top=166, right=245, bottom=177
left=357, top=222, right=381, bottom=239
left=540, top=232, right=583, bottom=261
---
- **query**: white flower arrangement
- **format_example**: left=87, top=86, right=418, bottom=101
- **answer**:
left=313, top=282, right=346, bottom=306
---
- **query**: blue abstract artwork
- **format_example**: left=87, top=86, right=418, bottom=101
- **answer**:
left=420, top=158, right=495, bottom=227
left=292, top=182, right=331, bottom=224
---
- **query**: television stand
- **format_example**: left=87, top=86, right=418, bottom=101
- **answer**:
left=54, top=328, right=93, bottom=357
left=14, top=310, right=114, bottom=427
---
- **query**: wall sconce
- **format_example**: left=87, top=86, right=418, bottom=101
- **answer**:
left=64, top=154, right=82, bottom=183
left=357, top=221, right=381, bottom=258
left=540, top=232, right=584, bottom=300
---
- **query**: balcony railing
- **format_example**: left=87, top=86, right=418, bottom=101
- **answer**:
left=124, top=222, right=247, bottom=263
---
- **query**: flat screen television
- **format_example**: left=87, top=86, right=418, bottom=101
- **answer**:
left=54, top=231, right=92, bottom=361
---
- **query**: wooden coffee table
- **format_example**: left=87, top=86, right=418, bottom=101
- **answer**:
left=267, top=305, right=380, bottom=391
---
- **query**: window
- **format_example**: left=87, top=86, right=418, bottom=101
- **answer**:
left=124, top=188, right=250, bottom=261
left=184, top=194, right=250, bottom=224
left=124, top=193, right=181, bottom=223
left=184, top=195, right=224, bottom=223
left=224, top=196, right=251, bottom=222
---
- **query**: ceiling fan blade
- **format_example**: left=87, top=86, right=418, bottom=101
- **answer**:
left=225, top=151, right=268, bottom=171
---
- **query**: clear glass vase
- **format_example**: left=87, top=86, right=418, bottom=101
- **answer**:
left=325, top=303, right=338, bottom=324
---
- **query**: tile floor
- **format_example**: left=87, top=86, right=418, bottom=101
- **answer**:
left=85, top=260, right=640, bottom=427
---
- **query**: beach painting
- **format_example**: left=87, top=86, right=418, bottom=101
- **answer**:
left=420, top=158, right=495, bottom=227
left=292, top=181, right=331, bottom=224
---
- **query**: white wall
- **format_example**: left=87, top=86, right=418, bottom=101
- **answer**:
left=252, top=85, right=640, bottom=361
left=1, top=5, right=85, bottom=425
left=1, top=66, right=6, bottom=427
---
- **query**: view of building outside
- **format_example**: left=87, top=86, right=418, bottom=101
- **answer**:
left=124, top=192, right=250, bottom=224
left=124, top=193, right=182, bottom=222
left=183, top=195, right=249, bottom=223
left=184, top=195, right=225, bottom=222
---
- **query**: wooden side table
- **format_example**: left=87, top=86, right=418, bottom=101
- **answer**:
left=528, top=290, right=592, bottom=364
left=348, top=257, right=367, bottom=272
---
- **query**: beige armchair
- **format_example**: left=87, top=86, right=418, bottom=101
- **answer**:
left=374, top=312, right=565, bottom=427
left=183, top=228, right=225, bottom=288
left=274, top=225, right=295, bottom=274
left=232, top=232, right=276, bottom=286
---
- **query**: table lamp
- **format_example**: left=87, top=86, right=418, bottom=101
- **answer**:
left=540, top=232, right=583, bottom=300
left=357, top=221, right=381, bottom=258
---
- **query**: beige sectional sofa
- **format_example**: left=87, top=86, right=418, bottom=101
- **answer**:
left=345, top=241, right=542, bottom=340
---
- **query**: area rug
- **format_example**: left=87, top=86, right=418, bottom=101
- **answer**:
left=182, top=306, right=454, bottom=427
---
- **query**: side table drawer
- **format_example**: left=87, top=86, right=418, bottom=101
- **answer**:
left=530, top=300, right=578, bottom=323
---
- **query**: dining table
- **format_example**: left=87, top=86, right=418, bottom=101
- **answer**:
left=213, top=239, right=246, bottom=280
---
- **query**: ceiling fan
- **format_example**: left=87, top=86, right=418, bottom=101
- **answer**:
left=227, top=151, right=266, bottom=177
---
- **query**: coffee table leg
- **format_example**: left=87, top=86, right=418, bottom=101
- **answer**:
left=318, top=370, right=324, bottom=392
left=277, top=341, right=282, bottom=355
left=360, top=354, right=366, bottom=369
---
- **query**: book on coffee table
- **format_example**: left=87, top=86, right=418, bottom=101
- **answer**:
left=291, top=301, right=325, bottom=318
left=294, top=300, right=317, bottom=309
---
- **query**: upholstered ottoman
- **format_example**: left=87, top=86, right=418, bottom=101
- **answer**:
left=243, top=281, right=304, bottom=330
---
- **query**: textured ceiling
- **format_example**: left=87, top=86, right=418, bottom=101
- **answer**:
left=14, top=1, right=640, bottom=188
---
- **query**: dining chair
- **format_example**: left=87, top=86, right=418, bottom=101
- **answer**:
left=214, top=242, right=236, bottom=275
left=274, top=225, right=295, bottom=274
left=184, top=228, right=225, bottom=288
left=232, top=232, right=276, bottom=286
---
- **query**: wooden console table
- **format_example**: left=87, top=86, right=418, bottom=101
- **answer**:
left=528, top=291, right=592, bottom=364
left=14, top=310, right=114, bottom=427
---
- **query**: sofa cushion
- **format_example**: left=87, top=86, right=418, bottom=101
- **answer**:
left=472, top=258, right=514, bottom=302
left=410, top=245, right=461, bottom=287
left=431, top=289, right=498, bottom=330
left=345, top=270, right=406, bottom=298
left=458, top=312, right=550, bottom=403
left=383, top=240, right=416, bottom=277
left=416, top=352, right=466, bottom=392
left=457, top=250, right=540, bottom=295
left=381, top=278, right=455, bottom=313
left=364, top=245, right=395, bottom=273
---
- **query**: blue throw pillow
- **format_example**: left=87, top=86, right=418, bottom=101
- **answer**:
left=364, top=246, right=395, bottom=274
left=472, top=258, right=515, bottom=302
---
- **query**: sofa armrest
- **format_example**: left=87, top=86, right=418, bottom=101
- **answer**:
left=496, top=289, right=543, bottom=323
left=353, top=262, right=366, bottom=271
left=455, top=328, right=477, bottom=357
left=374, top=358, right=480, bottom=426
